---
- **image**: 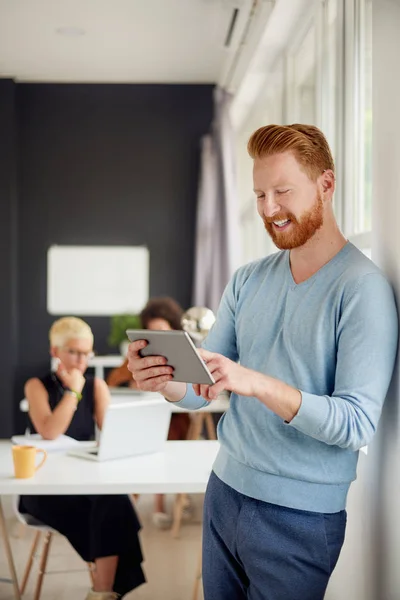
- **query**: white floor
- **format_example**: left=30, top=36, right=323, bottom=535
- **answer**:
left=0, top=494, right=204, bottom=600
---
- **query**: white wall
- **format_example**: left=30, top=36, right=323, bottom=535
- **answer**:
left=327, top=2, right=400, bottom=599
left=324, top=452, right=373, bottom=600
left=371, top=1, right=400, bottom=598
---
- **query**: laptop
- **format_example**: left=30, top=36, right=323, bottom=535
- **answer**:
left=68, top=398, right=172, bottom=461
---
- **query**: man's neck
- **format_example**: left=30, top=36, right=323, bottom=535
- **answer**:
left=289, top=218, right=347, bottom=284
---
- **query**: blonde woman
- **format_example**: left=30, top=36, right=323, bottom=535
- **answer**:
left=20, top=317, right=145, bottom=600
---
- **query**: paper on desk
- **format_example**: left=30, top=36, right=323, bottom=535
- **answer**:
left=11, top=434, right=96, bottom=453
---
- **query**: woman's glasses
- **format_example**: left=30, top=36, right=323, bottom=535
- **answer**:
left=61, top=348, right=94, bottom=360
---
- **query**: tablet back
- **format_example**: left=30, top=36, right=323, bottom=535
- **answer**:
left=126, top=329, right=214, bottom=384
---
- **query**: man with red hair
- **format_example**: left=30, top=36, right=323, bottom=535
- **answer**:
left=128, top=124, right=398, bottom=599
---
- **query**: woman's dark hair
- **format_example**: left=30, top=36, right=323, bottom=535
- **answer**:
left=140, top=297, right=184, bottom=331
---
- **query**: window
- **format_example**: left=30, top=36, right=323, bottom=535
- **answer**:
left=357, top=0, right=372, bottom=234
left=345, top=0, right=372, bottom=253
left=232, top=0, right=372, bottom=263
left=291, top=23, right=317, bottom=124
left=284, top=13, right=318, bottom=127
left=319, top=0, right=339, bottom=158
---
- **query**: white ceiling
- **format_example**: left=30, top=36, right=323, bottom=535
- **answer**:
left=0, top=0, right=246, bottom=83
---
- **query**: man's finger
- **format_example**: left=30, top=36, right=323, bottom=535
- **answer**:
left=208, top=381, right=225, bottom=400
left=128, top=340, right=148, bottom=358
left=202, top=358, right=220, bottom=375
left=139, top=374, right=172, bottom=392
left=145, top=366, right=173, bottom=379
left=127, top=351, right=166, bottom=376
left=200, top=384, right=211, bottom=400
left=197, top=348, right=216, bottom=362
left=135, top=364, right=172, bottom=381
left=142, top=355, right=168, bottom=369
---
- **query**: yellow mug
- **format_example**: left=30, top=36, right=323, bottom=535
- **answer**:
left=12, top=445, right=47, bottom=479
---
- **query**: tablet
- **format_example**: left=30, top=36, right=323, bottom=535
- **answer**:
left=125, top=329, right=215, bottom=385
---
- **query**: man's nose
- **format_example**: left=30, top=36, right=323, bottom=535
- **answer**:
left=262, top=193, right=281, bottom=219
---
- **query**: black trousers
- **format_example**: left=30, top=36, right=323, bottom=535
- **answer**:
left=20, top=494, right=145, bottom=597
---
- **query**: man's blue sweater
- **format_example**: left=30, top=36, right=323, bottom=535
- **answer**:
left=176, top=244, right=398, bottom=512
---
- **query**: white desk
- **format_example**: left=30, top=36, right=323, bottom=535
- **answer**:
left=0, top=440, right=219, bottom=599
left=109, top=388, right=230, bottom=413
left=0, top=441, right=218, bottom=495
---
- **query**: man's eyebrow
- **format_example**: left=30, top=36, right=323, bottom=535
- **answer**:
left=254, top=182, right=294, bottom=191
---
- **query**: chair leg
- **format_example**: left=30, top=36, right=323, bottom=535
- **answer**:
left=190, top=414, right=205, bottom=440
left=204, top=413, right=217, bottom=440
left=192, top=544, right=202, bottom=600
left=20, top=530, right=42, bottom=594
left=88, top=562, right=95, bottom=587
left=171, top=494, right=186, bottom=539
left=33, top=531, right=52, bottom=600
left=0, top=498, right=21, bottom=600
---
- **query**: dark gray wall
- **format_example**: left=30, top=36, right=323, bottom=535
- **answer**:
left=0, top=82, right=213, bottom=435
left=0, top=79, right=18, bottom=437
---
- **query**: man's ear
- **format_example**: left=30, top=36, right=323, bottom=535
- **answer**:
left=320, top=169, right=335, bottom=197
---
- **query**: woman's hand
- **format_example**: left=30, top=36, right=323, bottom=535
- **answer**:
left=58, top=363, right=85, bottom=394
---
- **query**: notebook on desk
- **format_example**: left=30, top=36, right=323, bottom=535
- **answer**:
left=11, top=434, right=96, bottom=453
left=68, top=398, right=172, bottom=462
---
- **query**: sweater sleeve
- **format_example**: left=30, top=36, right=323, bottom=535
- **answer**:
left=173, top=271, right=240, bottom=410
left=288, top=273, right=398, bottom=451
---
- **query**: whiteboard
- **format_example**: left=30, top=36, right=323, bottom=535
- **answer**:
left=47, top=245, right=149, bottom=316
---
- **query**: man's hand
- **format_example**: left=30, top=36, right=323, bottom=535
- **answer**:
left=194, top=349, right=302, bottom=422
left=127, top=340, right=174, bottom=393
left=193, top=349, right=258, bottom=401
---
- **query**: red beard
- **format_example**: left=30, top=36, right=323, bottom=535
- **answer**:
left=263, top=193, right=324, bottom=250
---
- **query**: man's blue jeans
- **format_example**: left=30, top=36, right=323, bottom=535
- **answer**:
left=202, top=472, right=346, bottom=600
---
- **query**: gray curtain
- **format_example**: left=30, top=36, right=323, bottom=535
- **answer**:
left=193, top=87, right=241, bottom=314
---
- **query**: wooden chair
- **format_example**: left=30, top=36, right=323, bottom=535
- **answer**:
left=14, top=497, right=94, bottom=600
